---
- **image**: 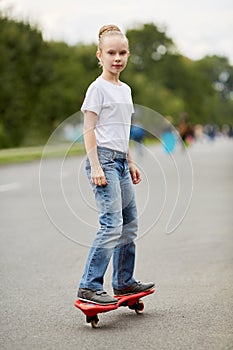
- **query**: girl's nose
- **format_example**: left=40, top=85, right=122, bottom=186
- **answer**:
left=115, top=54, right=120, bottom=61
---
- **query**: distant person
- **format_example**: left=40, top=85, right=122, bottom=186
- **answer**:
left=205, top=124, right=217, bottom=141
left=194, top=124, right=204, bottom=143
left=161, top=116, right=176, bottom=154
left=77, top=24, right=154, bottom=305
left=228, top=125, right=233, bottom=138
left=130, top=123, right=146, bottom=156
left=178, top=113, right=194, bottom=148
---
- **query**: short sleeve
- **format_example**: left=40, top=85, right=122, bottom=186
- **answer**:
left=81, top=84, right=103, bottom=115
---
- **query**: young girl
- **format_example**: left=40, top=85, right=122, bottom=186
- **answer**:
left=78, top=24, right=154, bottom=305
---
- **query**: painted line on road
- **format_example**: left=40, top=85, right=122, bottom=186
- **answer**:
left=0, top=182, right=21, bottom=192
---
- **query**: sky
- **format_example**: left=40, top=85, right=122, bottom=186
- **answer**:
left=1, top=0, right=233, bottom=64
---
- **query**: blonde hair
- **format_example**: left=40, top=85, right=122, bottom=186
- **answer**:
left=98, top=24, right=128, bottom=51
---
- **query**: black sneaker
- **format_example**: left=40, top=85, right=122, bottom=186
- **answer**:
left=77, top=288, right=118, bottom=305
left=113, top=281, right=155, bottom=296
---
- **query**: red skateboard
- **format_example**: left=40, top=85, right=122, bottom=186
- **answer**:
left=74, top=288, right=155, bottom=328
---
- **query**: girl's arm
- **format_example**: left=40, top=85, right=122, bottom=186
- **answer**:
left=128, top=148, right=141, bottom=185
left=83, top=111, right=107, bottom=186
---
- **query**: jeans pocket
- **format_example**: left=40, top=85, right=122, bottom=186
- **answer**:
left=98, top=151, right=116, bottom=170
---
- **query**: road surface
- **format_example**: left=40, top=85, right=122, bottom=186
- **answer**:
left=1, top=137, right=233, bottom=349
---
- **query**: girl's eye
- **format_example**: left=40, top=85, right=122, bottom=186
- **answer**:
left=107, top=51, right=127, bottom=55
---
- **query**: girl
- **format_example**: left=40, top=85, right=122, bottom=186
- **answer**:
left=78, top=24, right=154, bottom=305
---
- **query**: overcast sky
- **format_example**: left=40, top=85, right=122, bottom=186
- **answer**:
left=1, top=0, right=233, bottom=63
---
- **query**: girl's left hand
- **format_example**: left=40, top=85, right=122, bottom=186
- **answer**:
left=129, top=164, right=141, bottom=184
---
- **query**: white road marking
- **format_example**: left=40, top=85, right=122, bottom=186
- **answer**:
left=0, top=182, right=21, bottom=192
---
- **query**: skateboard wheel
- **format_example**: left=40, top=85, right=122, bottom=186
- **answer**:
left=86, top=315, right=99, bottom=328
left=129, top=301, right=144, bottom=314
left=91, top=319, right=98, bottom=328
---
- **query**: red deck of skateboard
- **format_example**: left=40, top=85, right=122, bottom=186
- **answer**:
left=74, top=288, right=155, bottom=317
left=74, top=299, right=118, bottom=317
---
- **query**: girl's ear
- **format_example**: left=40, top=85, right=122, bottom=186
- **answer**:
left=96, top=50, right=101, bottom=61
left=96, top=50, right=103, bottom=67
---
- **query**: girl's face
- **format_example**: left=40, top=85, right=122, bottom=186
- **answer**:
left=97, top=35, right=129, bottom=77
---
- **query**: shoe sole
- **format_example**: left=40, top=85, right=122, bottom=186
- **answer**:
left=114, top=287, right=155, bottom=297
left=78, top=297, right=118, bottom=305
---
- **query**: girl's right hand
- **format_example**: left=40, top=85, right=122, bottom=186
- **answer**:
left=91, top=164, right=107, bottom=187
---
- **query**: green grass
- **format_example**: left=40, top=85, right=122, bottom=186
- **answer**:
left=0, top=143, right=85, bottom=165
left=0, top=138, right=158, bottom=165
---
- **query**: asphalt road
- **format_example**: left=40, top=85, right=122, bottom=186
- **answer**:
left=1, top=137, right=233, bottom=350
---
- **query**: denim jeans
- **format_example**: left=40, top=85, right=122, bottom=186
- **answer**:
left=79, top=147, right=138, bottom=291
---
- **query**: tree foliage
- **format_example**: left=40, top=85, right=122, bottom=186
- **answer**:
left=0, top=15, right=232, bottom=148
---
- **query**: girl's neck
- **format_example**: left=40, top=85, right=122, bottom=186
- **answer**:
left=101, top=72, right=121, bottom=85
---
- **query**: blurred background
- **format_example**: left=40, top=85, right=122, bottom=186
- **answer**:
left=0, top=0, right=233, bottom=151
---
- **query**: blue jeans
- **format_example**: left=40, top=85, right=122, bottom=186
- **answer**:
left=79, top=147, right=138, bottom=291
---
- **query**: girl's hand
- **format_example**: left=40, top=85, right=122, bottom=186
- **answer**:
left=91, top=164, right=107, bottom=187
left=129, top=163, right=141, bottom=184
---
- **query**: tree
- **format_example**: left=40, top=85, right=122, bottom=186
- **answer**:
left=0, top=14, right=232, bottom=148
left=126, top=23, right=175, bottom=74
left=0, top=14, right=52, bottom=147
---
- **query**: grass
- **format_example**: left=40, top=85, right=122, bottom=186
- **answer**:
left=0, top=138, right=158, bottom=165
left=0, top=143, right=85, bottom=165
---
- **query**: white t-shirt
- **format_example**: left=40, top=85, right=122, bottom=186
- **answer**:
left=81, top=76, right=134, bottom=153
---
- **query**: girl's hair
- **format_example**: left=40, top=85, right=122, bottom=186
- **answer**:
left=98, top=24, right=128, bottom=51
